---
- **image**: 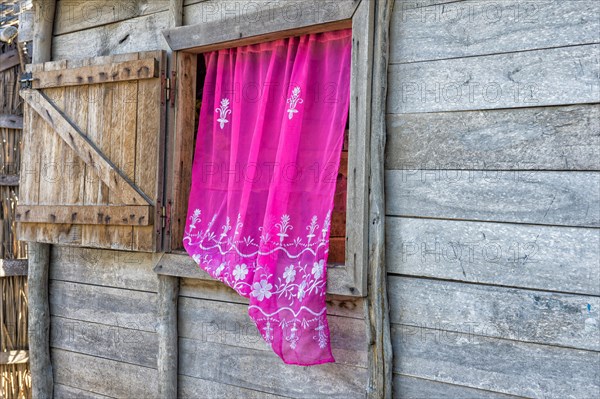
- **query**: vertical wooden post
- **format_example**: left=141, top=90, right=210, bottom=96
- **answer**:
left=28, top=242, right=53, bottom=398
left=168, top=0, right=184, bottom=28
left=366, top=0, right=394, bottom=398
left=157, top=275, right=179, bottom=399
left=28, top=1, right=56, bottom=398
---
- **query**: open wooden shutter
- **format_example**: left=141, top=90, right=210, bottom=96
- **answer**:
left=16, top=51, right=166, bottom=252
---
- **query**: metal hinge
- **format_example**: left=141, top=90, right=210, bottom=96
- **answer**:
left=165, top=77, right=171, bottom=103
left=19, top=72, right=33, bottom=89
left=160, top=202, right=171, bottom=233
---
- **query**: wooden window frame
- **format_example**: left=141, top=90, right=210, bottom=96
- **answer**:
left=156, top=0, right=374, bottom=297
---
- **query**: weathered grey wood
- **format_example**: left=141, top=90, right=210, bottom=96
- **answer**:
left=179, top=277, right=365, bottom=320
left=0, top=113, right=23, bottom=129
left=164, top=0, right=358, bottom=52
left=50, top=246, right=159, bottom=292
left=18, top=0, right=34, bottom=43
left=0, top=350, right=29, bottom=365
left=0, top=258, right=28, bottom=276
left=0, top=174, right=19, bottom=186
left=157, top=275, right=179, bottom=399
left=54, top=0, right=171, bottom=36
left=168, top=0, right=183, bottom=27
left=52, top=12, right=170, bottom=60
left=388, top=44, right=600, bottom=113
left=385, top=170, right=600, bottom=227
left=50, top=316, right=158, bottom=368
left=0, top=48, right=20, bottom=72
left=386, top=217, right=600, bottom=295
left=366, top=0, right=393, bottom=398
left=179, top=374, right=286, bottom=399
left=49, top=280, right=157, bottom=332
left=394, top=374, right=521, bottom=399
left=391, top=0, right=600, bottom=63
left=179, top=338, right=367, bottom=398
left=156, top=252, right=362, bottom=297
left=53, top=384, right=112, bottom=399
left=388, top=276, right=600, bottom=351
left=32, top=0, right=55, bottom=64
left=386, top=104, right=600, bottom=171
left=28, top=241, right=54, bottom=398
left=51, top=349, right=158, bottom=398
left=179, top=296, right=367, bottom=368
left=391, top=324, right=600, bottom=399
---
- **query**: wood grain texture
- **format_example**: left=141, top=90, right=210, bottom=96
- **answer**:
left=0, top=174, right=19, bottom=186
left=394, top=374, right=520, bottom=399
left=157, top=275, right=179, bottom=399
left=386, top=217, right=600, bottom=296
left=53, top=384, right=112, bottom=399
left=388, top=276, right=600, bottom=351
left=388, top=44, right=600, bottom=113
left=0, top=49, right=19, bottom=72
left=165, top=0, right=358, bottom=52
left=0, top=113, right=23, bottom=129
left=179, top=338, right=367, bottom=398
left=391, top=324, right=600, bottom=399
left=0, top=258, right=28, bottom=277
left=49, top=280, right=157, bottom=332
left=31, top=58, right=159, bottom=88
left=385, top=170, right=600, bottom=227
left=179, top=296, right=367, bottom=368
left=50, top=316, right=158, bottom=368
left=15, top=205, right=153, bottom=225
left=179, top=374, right=285, bottom=399
left=52, top=12, right=170, bottom=60
left=391, top=0, right=600, bottom=63
left=51, top=349, right=158, bottom=398
left=179, top=277, right=365, bottom=320
left=386, top=104, right=600, bottom=171
left=50, top=246, right=159, bottom=292
left=28, top=242, right=54, bottom=398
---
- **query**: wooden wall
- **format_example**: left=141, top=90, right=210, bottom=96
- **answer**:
left=387, top=0, right=600, bottom=397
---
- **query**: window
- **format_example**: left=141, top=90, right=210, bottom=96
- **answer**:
left=158, top=0, right=374, bottom=296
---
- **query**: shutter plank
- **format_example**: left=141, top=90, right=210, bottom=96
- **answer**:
left=20, top=88, right=151, bottom=205
left=15, top=205, right=153, bottom=226
left=31, top=58, right=159, bottom=89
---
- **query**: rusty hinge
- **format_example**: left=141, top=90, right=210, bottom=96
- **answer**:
left=170, top=71, right=176, bottom=107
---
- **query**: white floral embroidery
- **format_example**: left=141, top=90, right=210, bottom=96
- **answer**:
left=233, top=264, right=249, bottom=281
left=286, top=86, right=303, bottom=120
left=312, top=259, right=325, bottom=280
left=215, top=98, right=231, bottom=129
left=214, top=262, right=226, bottom=277
left=283, top=265, right=296, bottom=283
left=251, top=279, right=273, bottom=301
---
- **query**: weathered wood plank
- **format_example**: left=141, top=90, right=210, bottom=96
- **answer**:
left=15, top=205, right=153, bottom=225
left=391, top=0, right=600, bottom=63
left=53, top=384, right=112, bottom=399
left=20, top=88, right=151, bottom=205
left=385, top=170, right=600, bottom=227
left=179, top=374, right=285, bottom=399
left=54, top=0, right=171, bottom=36
left=388, top=44, right=600, bottom=113
left=394, top=374, right=521, bottom=399
left=0, top=174, right=19, bottom=186
left=179, top=296, right=367, bottom=368
left=391, top=324, right=600, bottom=399
left=0, top=350, right=29, bottom=365
left=389, top=276, right=600, bottom=351
left=179, top=338, right=367, bottom=398
left=179, top=277, right=365, bottom=320
left=50, top=246, right=159, bottom=292
left=0, top=48, right=19, bottom=72
left=156, top=252, right=362, bottom=297
left=158, top=275, right=179, bottom=399
left=31, top=58, right=159, bottom=89
left=0, top=113, right=23, bottom=129
left=51, top=349, right=158, bottom=398
left=52, top=12, right=170, bottom=60
left=49, top=280, right=157, bottom=332
left=0, top=258, right=28, bottom=277
left=166, top=0, right=358, bottom=52
left=386, top=104, right=600, bottom=171
left=50, top=316, right=158, bottom=368
left=386, top=217, right=600, bottom=295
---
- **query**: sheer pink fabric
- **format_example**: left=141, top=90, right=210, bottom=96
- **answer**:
left=183, top=29, right=352, bottom=365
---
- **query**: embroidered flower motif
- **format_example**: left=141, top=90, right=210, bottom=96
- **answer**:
left=286, top=86, right=303, bottom=120
left=189, top=209, right=201, bottom=230
left=312, top=259, right=325, bottom=280
left=192, top=253, right=201, bottom=263
left=251, top=279, right=273, bottom=301
left=214, top=262, right=226, bottom=277
left=283, top=265, right=296, bottom=283
left=233, top=264, right=249, bottom=281
left=297, top=280, right=307, bottom=301
left=215, top=98, right=231, bottom=129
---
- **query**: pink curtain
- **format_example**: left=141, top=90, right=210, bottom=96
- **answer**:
left=183, top=29, right=352, bottom=365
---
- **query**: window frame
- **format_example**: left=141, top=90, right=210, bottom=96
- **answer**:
left=159, top=0, right=374, bottom=297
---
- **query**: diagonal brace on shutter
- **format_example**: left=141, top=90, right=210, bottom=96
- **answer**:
left=20, top=88, right=152, bottom=205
